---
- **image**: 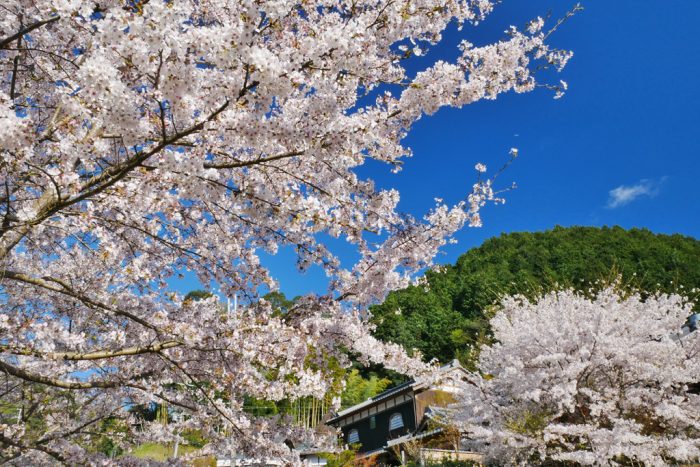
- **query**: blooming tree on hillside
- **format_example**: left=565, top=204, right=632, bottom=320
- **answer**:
left=447, top=287, right=700, bottom=465
left=0, top=0, right=573, bottom=462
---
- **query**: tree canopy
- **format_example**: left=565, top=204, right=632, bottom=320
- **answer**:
left=446, top=286, right=700, bottom=465
left=0, top=0, right=576, bottom=461
left=370, top=226, right=700, bottom=366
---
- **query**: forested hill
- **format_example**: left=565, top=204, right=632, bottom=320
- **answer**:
left=369, top=226, right=700, bottom=367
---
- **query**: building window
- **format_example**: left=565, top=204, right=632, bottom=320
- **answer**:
left=369, top=416, right=376, bottom=429
left=389, top=413, right=404, bottom=431
left=347, top=429, right=359, bottom=444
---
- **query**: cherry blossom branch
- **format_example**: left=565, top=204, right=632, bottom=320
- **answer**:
left=0, top=432, right=67, bottom=463
left=0, top=341, right=182, bottom=361
left=9, top=17, right=22, bottom=101
left=0, top=270, right=159, bottom=331
left=0, top=0, right=578, bottom=459
left=0, top=101, right=229, bottom=260
left=0, top=16, right=59, bottom=49
left=0, top=359, right=154, bottom=389
left=62, top=100, right=231, bottom=209
left=203, top=149, right=305, bottom=169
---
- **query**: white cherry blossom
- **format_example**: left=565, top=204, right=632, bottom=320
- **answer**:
left=0, top=0, right=573, bottom=462
left=445, top=287, right=700, bottom=466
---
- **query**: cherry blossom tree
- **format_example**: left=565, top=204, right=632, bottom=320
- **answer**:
left=0, top=0, right=573, bottom=462
left=446, top=287, right=700, bottom=465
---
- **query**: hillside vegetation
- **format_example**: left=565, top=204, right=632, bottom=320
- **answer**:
left=369, top=226, right=700, bottom=366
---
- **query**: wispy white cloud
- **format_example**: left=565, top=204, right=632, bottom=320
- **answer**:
left=606, top=178, right=666, bottom=209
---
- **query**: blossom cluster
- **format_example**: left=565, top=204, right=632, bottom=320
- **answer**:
left=445, top=287, right=700, bottom=465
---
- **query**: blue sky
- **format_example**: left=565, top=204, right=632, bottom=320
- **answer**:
left=174, top=1, right=700, bottom=299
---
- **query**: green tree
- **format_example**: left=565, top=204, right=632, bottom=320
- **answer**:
left=184, top=289, right=214, bottom=302
left=340, top=369, right=392, bottom=408
left=263, top=291, right=297, bottom=315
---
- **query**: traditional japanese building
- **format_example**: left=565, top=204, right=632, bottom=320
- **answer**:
left=326, top=360, right=476, bottom=461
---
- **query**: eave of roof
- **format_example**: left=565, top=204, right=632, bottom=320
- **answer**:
left=327, top=380, right=414, bottom=424
left=358, top=447, right=387, bottom=458
left=327, top=359, right=467, bottom=425
left=385, top=428, right=443, bottom=447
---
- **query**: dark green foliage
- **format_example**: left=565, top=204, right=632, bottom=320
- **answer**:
left=242, top=395, right=285, bottom=417
left=354, top=362, right=409, bottom=388
left=370, top=226, right=700, bottom=367
left=89, top=417, right=127, bottom=457
left=340, top=369, right=392, bottom=408
left=184, top=290, right=214, bottom=302
left=129, top=402, right=161, bottom=422
left=315, top=449, right=358, bottom=467
left=263, top=291, right=299, bottom=316
left=181, top=428, right=207, bottom=449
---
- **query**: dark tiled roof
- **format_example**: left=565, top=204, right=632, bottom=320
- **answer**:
left=328, top=359, right=466, bottom=424
left=327, top=380, right=414, bottom=424
left=371, top=380, right=414, bottom=401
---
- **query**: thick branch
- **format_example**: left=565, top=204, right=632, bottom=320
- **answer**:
left=0, top=359, right=154, bottom=389
left=0, top=100, right=230, bottom=261
left=0, top=16, right=60, bottom=49
left=1, top=341, right=182, bottom=361
left=0, top=432, right=67, bottom=463
left=9, top=17, right=22, bottom=101
left=0, top=99, right=230, bottom=264
left=50, top=99, right=231, bottom=215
